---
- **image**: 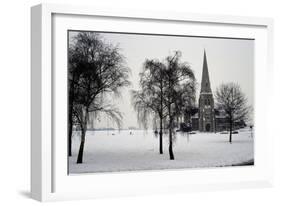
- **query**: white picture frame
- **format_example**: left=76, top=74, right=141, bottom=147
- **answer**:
left=31, top=3, right=274, bottom=202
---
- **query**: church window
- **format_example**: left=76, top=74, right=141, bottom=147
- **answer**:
left=205, top=98, right=211, bottom=106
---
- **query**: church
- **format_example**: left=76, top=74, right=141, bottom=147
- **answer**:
left=187, top=50, right=246, bottom=132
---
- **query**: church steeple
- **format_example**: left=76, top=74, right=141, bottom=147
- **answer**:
left=200, top=50, right=212, bottom=93
left=198, top=49, right=215, bottom=132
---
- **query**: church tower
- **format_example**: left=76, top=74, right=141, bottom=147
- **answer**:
left=199, top=50, right=215, bottom=132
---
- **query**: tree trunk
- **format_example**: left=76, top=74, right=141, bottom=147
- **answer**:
left=77, top=109, right=88, bottom=164
left=68, top=78, right=75, bottom=156
left=159, top=79, right=164, bottom=154
left=168, top=127, right=174, bottom=160
left=68, top=119, right=73, bottom=156
left=77, top=129, right=86, bottom=163
left=168, top=106, right=174, bottom=160
left=229, top=117, right=232, bottom=143
left=159, top=116, right=163, bottom=154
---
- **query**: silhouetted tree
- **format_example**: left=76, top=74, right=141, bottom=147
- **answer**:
left=133, top=51, right=196, bottom=159
left=131, top=60, right=166, bottom=154
left=162, top=51, right=196, bottom=160
left=69, top=32, right=130, bottom=163
left=68, top=41, right=85, bottom=156
left=215, top=83, right=249, bottom=143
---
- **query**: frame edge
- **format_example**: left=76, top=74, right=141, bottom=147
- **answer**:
left=30, top=3, right=275, bottom=201
left=31, top=4, right=43, bottom=201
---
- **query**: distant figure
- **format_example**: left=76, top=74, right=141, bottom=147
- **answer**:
left=112, top=133, right=115, bottom=136
left=250, top=125, right=253, bottom=138
left=130, top=131, right=133, bottom=135
left=153, top=130, right=158, bottom=138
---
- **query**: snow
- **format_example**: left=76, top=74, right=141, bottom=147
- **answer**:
left=69, top=128, right=254, bottom=174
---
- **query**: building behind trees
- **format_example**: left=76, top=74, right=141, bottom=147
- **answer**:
left=184, top=50, right=246, bottom=132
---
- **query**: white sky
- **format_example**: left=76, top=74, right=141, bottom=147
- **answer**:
left=69, top=31, right=254, bottom=129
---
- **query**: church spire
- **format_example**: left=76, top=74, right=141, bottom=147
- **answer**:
left=200, top=49, right=212, bottom=93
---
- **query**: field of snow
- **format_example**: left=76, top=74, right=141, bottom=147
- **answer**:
left=69, top=128, right=254, bottom=174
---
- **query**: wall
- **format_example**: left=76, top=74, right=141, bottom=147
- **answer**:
left=0, top=0, right=280, bottom=205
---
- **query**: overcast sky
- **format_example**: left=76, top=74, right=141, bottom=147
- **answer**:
left=69, top=31, right=254, bottom=129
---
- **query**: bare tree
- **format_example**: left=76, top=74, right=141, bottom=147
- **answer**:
left=69, top=32, right=130, bottom=163
left=215, top=83, right=249, bottom=143
left=131, top=60, right=166, bottom=154
left=68, top=48, right=77, bottom=156
left=68, top=42, right=85, bottom=156
left=132, top=51, right=196, bottom=159
left=162, top=51, right=196, bottom=160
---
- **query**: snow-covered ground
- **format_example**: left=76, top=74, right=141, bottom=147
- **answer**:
left=69, top=128, right=254, bottom=174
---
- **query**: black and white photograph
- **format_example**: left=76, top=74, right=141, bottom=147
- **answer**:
left=68, top=30, right=254, bottom=174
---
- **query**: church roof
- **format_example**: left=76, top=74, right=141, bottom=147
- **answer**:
left=200, top=50, right=212, bottom=93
